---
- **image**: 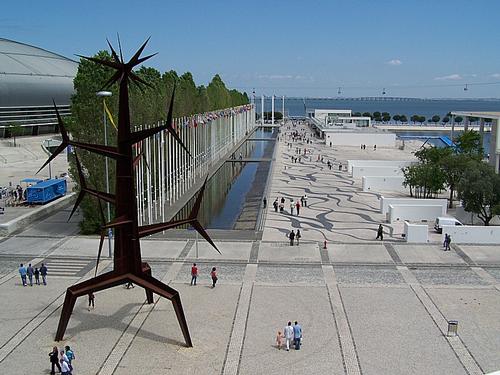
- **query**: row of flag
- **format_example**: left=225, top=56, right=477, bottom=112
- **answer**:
left=177, top=104, right=253, bottom=129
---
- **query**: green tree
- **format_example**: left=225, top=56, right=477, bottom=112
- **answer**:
left=431, top=115, right=440, bottom=124
left=454, top=130, right=483, bottom=158
left=381, top=112, right=391, bottom=122
left=403, top=163, right=445, bottom=198
left=362, top=112, right=371, bottom=118
left=411, top=115, right=419, bottom=124
left=392, top=114, right=401, bottom=123
left=353, top=112, right=362, bottom=117
left=457, top=161, right=500, bottom=225
left=7, top=123, right=23, bottom=147
left=440, top=153, right=469, bottom=208
left=373, top=111, right=381, bottom=122
left=454, top=116, right=463, bottom=125
left=400, top=115, right=408, bottom=123
left=442, top=117, right=450, bottom=125
left=418, top=116, right=426, bottom=124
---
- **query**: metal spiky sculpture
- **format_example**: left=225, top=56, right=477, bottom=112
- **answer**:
left=42, top=38, right=219, bottom=347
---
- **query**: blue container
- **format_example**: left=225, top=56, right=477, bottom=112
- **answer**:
left=26, top=179, right=67, bottom=204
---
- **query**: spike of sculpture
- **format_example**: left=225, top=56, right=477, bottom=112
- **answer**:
left=42, top=38, right=219, bottom=347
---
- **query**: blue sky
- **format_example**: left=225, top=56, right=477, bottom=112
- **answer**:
left=3, top=0, right=500, bottom=98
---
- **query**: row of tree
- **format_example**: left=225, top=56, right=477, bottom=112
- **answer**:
left=68, top=50, right=249, bottom=234
left=402, top=130, right=500, bottom=225
left=352, top=111, right=493, bottom=125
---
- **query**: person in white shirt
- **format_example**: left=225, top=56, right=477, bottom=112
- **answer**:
left=60, top=358, right=71, bottom=375
left=284, top=321, right=294, bottom=351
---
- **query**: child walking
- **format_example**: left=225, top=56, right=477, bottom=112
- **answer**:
left=276, top=330, right=283, bottom=350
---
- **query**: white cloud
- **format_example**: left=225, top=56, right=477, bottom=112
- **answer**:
left=387, top=59, right=402, bottom=66
left=491, top=73, right=500, bottom=79
left=434, top=74, right=463, bottom=81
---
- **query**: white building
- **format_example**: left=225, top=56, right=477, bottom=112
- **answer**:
left=307, top=109, right=371, bottom=128
left=307, top=108, right=395, bottom=147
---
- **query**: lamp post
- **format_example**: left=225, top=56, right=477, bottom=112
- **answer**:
left=96, top=90, right=113, bottom=258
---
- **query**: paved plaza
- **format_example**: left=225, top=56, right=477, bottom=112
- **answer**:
left=0, top=124, right=499, bottom=374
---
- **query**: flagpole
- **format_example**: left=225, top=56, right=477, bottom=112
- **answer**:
left=282, top=95, right=285, bottom=124
left=261, top=95, right=264, bottom=125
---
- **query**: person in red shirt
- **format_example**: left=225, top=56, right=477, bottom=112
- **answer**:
left=211, top=267, right=218, bottom=288
left=191, top=263, right=198, bottom=286
left=295, top=200, right=301, bottom=216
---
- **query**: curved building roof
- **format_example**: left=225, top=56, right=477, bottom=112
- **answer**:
left=0, top=38, right=78, bottom=107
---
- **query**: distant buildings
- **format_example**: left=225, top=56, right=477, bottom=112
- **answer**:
left=0, top=38, right=78, bottom=138
left=307, top=108, right=395, bottom=147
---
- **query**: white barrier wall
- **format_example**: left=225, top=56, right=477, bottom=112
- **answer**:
left=325, top=132, right=396, bottom=147
left=347, top=159, right=414, bottom=173
left=380, top=196, right=448, bottom=214
left=352, top=166, right=403, bottom=178
left=404, top=221, right=429, bottom=243
left=388, top=204, right=445, bottom=223
left=441, top=225, right=500, bottom=244
left=362, top=176, right=406, bottom=193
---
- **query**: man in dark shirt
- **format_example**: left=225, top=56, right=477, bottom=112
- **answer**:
left=40, top=263, right=48, bottom=285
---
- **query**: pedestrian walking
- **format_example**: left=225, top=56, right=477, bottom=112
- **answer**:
left=65, top=345, right=75, bottom=370
left=289, top=230, right=295, bottom=246
left=300, top=196, right=304, bottom=207
left=34, top=267, right=40, bottom=285
left=276, top=330, right=284, bottom=350
left=445, top=234, right=452, bottom=251
left=303, top=194, right=308, bottom=207
left=40, top=263, right=48, bottom=285
left=19, top=263, right=27, bottom=286
left=60, top=349, right=70, bottom=366
left=273, top=199, right=278, bottom=212
left=49, top=347, right=61, bottom=375
left=338, top=163, right=342, bottom=171
left=210, top=267, right=218, bottom=288
left=376, top=224, right=384, bottom=240
left=263, top=197, right=267, bottom=208
left=27, top=263, right=34, bottom=286
left=60, top=358, right=71, bottom=375
left=295, top=200, right=301, bottom=216
left=296, top=230, right=301, bottom=245
left=191, top=263, right=198, bottom=286
left=284, top=322, right=294, bottom=351
left=290, top=200, right=294, bottom=215
left=294, top=321, right=303, bottom=350
left=88, top=292, right=95, bottom=311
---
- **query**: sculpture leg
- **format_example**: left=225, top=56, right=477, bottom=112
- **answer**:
left=55, top=271, right=129, bottom=341
left=129, top=273, right=192, bottom=347
left=141, top=262, right=154, bottom=304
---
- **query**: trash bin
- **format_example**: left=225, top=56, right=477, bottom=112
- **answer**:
left=447, top=320, right=458, bottom=337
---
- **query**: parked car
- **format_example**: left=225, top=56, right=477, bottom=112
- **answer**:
left=434, top=217, right=462, bottom=233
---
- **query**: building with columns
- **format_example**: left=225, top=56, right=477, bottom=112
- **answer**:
left=451, top=111, right=500, bottom=173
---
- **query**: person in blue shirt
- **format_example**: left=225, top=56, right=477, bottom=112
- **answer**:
left=293, top=321, right=302, bottom=350
left=18, top=263, right=27, bottom=286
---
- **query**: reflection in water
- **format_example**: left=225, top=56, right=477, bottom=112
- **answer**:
left=174, top=127, right=277, bottom=229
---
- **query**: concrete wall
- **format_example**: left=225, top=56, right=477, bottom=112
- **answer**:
left=388, top=204, right=445, bottom=223
left=347, top=159, right=414, bottom=173
left=352, top=165, right=403, bottom=178
left=441, top=225, right=500, bottom=244
left=380, top=196, right=448, bottom=215
left=325, top=132, right=396, bottom=147
left=404, top=221, right=429, bottom=243
left=362, top=176, right=406, bottom=193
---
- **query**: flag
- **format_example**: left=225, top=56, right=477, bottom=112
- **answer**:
left=104, top=101, right=117, bottom=130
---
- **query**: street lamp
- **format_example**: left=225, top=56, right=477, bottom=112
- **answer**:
left=96, top=90, right=113, bottom=258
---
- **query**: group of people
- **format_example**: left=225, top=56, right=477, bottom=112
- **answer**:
left=277, top=321, right=303, bottom=351
left=49, top=346, right=75, bottom=375
left=18, top=263, right=48, bottom=286
left=360, top=144, right=377, bottom=150
left=190, top=263, right=218, bottom=288
left=272, top=195, right=308, bottom=216
left=288, top=229, right=302, bottom=246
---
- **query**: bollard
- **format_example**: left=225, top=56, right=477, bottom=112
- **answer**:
left=447, top=320, right=458, bottom=337
left=323, top=240, right=327, bottom=249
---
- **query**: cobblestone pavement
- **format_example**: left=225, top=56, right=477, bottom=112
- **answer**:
left=0, top=124, right=499, bottom=374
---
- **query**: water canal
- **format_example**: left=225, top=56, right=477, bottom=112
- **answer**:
left=174, top=127, right=277, bottom=230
